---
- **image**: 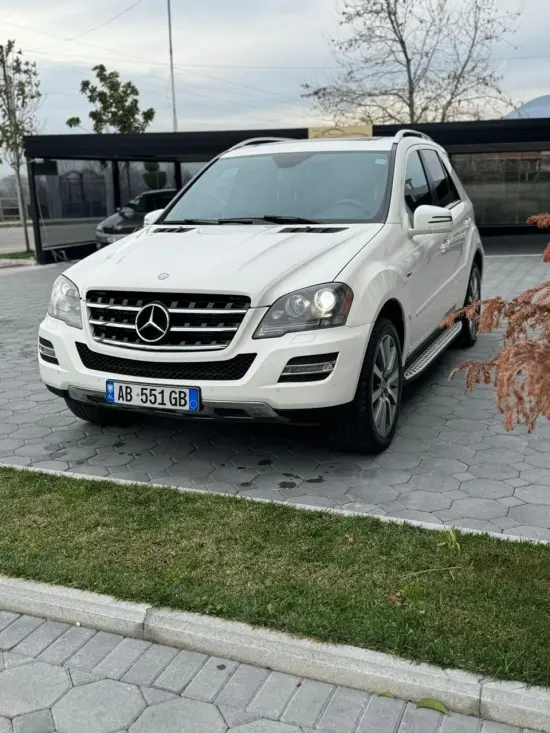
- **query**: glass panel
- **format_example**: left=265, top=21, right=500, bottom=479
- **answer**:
left=118, top=161, right=177, bottom=204
left=421, top=150, right=460, bottom=207
left=404, top=151, right=432, bottom=214
left=166, top=151, right=392, bottom=224
left=34, top=160, right=115, bottom=250
left=180, top=161, right=208, bottom=186
left=451, top=151, right=550, bottom=227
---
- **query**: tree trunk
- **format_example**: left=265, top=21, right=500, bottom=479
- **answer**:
left=13, top=164, right=31, bottom=254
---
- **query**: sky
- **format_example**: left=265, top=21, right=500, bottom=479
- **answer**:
left=0, top=0, right=549, bottom=139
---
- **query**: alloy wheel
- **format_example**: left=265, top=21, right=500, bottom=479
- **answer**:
left=372, top=333, right=400, bottom=438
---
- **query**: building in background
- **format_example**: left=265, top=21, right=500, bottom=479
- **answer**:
left=24, top=118, right=550, bottom=264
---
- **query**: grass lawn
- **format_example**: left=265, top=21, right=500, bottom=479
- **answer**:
left=0, top=466, right=548, bottom=687
left=0, top=251, right=34, bottom=260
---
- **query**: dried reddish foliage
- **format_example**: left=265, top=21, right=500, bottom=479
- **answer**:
left=442, top=214, right=550, bottom=432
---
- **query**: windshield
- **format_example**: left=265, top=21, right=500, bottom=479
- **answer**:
left=163, top=150, right=391, bottom=224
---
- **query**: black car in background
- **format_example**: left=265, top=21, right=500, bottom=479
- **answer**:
left=95, top=188, right=178, bottom=247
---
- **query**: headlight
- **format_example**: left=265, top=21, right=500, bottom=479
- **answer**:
left=254, top=283, right=353, bottom=339
left=96, top=225, right=104, bottom=233
left=48, top=275, right=82, bottom=329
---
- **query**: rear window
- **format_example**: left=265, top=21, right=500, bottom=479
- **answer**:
left=163, top=150, right=392, bottom=224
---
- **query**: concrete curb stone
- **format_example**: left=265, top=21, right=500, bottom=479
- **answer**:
left=0, top=575, right=546, bottom=730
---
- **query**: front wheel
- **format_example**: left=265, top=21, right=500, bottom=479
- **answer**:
left=456, top=263, right=481, bottom=348
left=328, top=318, right=402, bottom=454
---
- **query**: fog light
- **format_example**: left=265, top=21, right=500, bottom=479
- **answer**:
left=281, top=359, right=337, bottom=376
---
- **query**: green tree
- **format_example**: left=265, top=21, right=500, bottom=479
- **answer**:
left=66, top=64, right=155, bottom=133
left=0, top=40, right=41, bottom=253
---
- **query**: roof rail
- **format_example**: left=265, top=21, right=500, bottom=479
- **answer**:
left=394, top=129, right=433, bottom=142
left=227, top=137, right=295, bottom=152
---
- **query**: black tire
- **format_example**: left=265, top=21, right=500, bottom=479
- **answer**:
left=65, top=397, right=137, bottom=426
left=455, top=263, right=481, bottom=348
left=328, top=318, right=402, bottom=454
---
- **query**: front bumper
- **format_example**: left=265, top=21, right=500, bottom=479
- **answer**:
left=38, top=313, right=372, bottom=417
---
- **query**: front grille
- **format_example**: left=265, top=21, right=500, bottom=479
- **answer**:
left=86, top=289, right=251, bottom=352
left=76, top=343, right=256, bottom=381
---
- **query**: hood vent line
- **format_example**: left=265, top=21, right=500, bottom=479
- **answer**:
left=153, top=226, right=195, bottom=234
left=278, top=226, right=348, bottom=234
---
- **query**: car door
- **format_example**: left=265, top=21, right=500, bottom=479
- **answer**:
left=420, top=149, right=469, bottom=315
left=401, top=149, right=449, bottom=351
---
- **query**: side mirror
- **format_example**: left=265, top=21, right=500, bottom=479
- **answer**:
left=410, top=205, right=453, bottom=236
left=143, top=209, right=164, bottom=226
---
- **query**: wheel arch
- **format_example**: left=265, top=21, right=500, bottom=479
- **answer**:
left=375, top=298, right=406, bottom=353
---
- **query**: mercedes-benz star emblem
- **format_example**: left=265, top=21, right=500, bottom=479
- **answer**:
left=135, top=303, right=170, bottom=343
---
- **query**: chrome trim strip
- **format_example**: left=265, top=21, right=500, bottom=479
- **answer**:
left=87, top=304, right=141, bottom=312
left=87, top=303, right=248, bottom=315
left=171, top=326, right=238, bottom=333
left=89, top=320, right=136, bottom=330
left=38, top=345, right=56, bottom=358
left=92, top=337, right=227, bottom=352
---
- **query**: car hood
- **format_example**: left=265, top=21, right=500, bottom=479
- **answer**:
left=68, top=223, right=382, bottom=306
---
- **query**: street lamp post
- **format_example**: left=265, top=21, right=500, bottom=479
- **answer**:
left=167, top=0, right=178, bottom=132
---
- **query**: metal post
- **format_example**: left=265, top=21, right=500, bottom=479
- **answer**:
left=27, top=160, right=46, bottom=265
left=167, top=0, right=178, bottom=132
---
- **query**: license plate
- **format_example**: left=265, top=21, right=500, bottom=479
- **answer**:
left=106, top=381, right=200, bottom=412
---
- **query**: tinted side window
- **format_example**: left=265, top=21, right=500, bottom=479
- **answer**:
left=422, top=150, right=460, bottom=207
left=404, top=151, right=432, bottom=214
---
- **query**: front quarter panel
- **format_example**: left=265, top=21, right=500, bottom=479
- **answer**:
left=340, top=234, right=411, bottom=354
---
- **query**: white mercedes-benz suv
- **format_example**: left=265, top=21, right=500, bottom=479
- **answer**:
left=38, top=130, right=483, bottom=453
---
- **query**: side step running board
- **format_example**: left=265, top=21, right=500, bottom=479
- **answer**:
left=404, top=322, right=462, bottom=382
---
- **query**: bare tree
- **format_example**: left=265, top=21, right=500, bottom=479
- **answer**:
left=303, top=0, right=519, bottom=124
left=0, top=40, right=41, bottom=252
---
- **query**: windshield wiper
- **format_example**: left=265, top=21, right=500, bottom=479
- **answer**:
left=256, top=215, right=319, bottom=224
left=161, top=218, right=223, bottom=225
left=210, top=215, right=320, bottom=225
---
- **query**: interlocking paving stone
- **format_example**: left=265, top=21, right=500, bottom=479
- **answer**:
left=440, top=713, right=481, bottom=732
left=230, top=722, right=302, bottom=732
left=12, top=709, right=54, bottom=733
left=93, top=638, right=151, bottom=680
left=121, top=644, right=179, bottom=687
left=0, top=662, right=70, bottom=717
left=183, top=657, right=238, bottom=702
left=0, top=617, right=44, bottom=651
left=215, top=664, right=270, bottom=709
left=4, top=653, right=33, bottom=668
left=280, top=680, right=334, bottom=728
left=13, top=622, right=70, bottom=659
left=129, top=698, right=226, bottom=733
left=38, top=627, right=96, bottom=665
left=0, top=612, right=19, bottom=633
left=65, top=631, right=123, bottom=671
left=246, top=672, right=301, bottom=720
left=398, top=702, right=442, bottom=732
left=315, top=686, right=369, bottom=732
left=152, top=649, right=206, bottom=694
left=355, top=695, right=406, bottom=732
left=0, top=720, right=10, bottom=733
left=53, top=680, right=145, bottom=733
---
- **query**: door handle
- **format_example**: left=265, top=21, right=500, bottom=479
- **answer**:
left=441, top=238, right=451, bottom=253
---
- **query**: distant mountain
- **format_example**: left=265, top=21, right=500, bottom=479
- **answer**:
left=506, top=96, right=550, bottom=119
